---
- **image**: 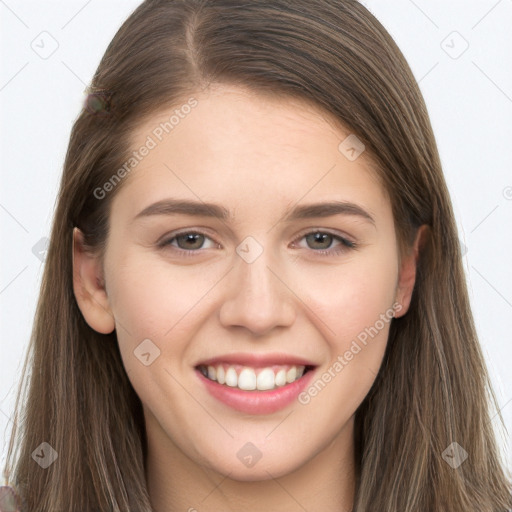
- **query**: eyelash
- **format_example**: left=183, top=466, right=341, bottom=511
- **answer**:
left=158, top=229, right=357, bottom=258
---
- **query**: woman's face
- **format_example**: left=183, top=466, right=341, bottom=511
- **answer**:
left=74, top=84, right=417, bottom=481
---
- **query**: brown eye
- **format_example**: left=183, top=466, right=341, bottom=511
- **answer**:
left=293, top=230, right=356, bottom=257
left=174, top=233, right=206, bottom=250
left=304, top=232, right=335, bottom=250
left=158, top=231, right=218, bottom=255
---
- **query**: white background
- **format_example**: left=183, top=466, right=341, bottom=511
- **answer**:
left=1, top=0, right=511, bottom=474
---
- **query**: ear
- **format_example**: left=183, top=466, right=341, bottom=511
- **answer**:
left=394, top=224, right=428, bottom=318
left=72, top=227, right=115, bottom=334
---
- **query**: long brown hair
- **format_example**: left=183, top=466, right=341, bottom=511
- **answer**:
left=4, top=1, right=511, bottom=510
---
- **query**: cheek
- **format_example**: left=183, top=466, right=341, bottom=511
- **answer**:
left=104, top=250, right=228, bottom=360
left=292, top=249, right=398, bottom=422
left=291, top=248, right=398, bottom=342
left=104, top=253, right=208, bottom=417
left=108, top=251, right=199, bottom=324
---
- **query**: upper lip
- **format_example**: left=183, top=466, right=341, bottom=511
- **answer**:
left=195, top=352, right=317, bottom=368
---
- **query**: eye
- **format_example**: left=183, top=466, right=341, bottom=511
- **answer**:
left=293, top=230, right=356, bottom=256
left=158, top=231, right=218, bottom=254
left=158, top=229, right=357, bottom=258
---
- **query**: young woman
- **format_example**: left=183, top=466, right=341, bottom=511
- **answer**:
left=2, top=1, right=511, bottom=510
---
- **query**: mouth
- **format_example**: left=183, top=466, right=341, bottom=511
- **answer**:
left=195, top=363, right=316, bottom=392
left=193, top=355, right=318, bottom=414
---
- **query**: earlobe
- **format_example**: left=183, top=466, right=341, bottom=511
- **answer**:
left=72, top=227, right=115, bottom=334
left=394, top=225, right=428, bottom=318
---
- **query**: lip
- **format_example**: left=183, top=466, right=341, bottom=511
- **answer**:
left=196, top=352, right=317, bottom=368
left=195, top=365, right=317, bottom=414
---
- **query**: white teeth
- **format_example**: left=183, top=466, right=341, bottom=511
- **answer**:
left=238, top=368, right=257, bottom=390
left=225, top=367, right=238, bottom=387
left=201, top=364, right=308, bottom=391
left=286, top=366, right=297, bottom=383
left=275, top=369, right=287, bottom=387
left=256, top=368, right=275, bottom=390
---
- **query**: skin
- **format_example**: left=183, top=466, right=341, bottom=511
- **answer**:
left=73, top=84, right=424, bottom=512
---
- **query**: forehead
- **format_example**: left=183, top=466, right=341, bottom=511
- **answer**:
left=112, top=84, right=389, bottom=223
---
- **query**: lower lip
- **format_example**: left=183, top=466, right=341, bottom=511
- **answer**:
left=195, top=367, right=316, bottom=414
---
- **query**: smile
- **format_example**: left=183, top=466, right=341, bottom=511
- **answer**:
left=194, top=354, right=317, bottom=414
left=197, top=363, right=312, bottom=391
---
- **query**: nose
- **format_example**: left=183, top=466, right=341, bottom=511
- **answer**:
left=218, top=247, right=296, bottom=337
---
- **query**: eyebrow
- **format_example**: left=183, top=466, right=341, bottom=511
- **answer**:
left=132, top=198, right=376, bottom=225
